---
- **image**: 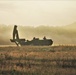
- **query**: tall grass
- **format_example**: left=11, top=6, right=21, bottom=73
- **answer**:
left=0, top=46, right=76, bottom=75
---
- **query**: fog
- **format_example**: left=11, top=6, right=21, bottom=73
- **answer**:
left=0, top=23, right=76, bottom=45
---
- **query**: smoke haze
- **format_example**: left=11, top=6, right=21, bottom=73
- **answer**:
left=0, top=23, right=76, bottom=45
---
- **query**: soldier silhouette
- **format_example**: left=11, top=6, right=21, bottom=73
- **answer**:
left=43, top=36, right=46, bottom=40
left=13, top=25, right=19, bottom=40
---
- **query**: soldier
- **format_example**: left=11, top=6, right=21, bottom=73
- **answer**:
left=43, top=36, right=46, bottom=40
left=13, top=25, right=19, bottom=40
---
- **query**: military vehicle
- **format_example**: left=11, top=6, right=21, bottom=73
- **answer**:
left=10, top=25, right=53, bottom=46
left=10, top=37, right=53, bottom=46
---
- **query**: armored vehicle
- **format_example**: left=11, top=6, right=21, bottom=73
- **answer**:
left=10, top=25, right=53, bottom=46
left=10, top=37, right=53, bottom=46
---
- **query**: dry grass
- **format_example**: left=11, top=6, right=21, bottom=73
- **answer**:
left=0, top=46, right=76, bottom=75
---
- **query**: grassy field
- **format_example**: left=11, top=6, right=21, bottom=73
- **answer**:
left=0, top=46, right=76, bottom=75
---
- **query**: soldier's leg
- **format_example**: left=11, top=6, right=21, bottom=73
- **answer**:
left=13, top=33, right=15, bottom=40
left=16, top=31, right=19, bottom=39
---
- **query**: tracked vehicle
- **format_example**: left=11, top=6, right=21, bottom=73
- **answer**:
left=10, top=37, right=53, bottom=46
left=10, top=25, right=53, bottom=46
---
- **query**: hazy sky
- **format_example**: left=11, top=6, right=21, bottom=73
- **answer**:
left=0, top=0, right=76, bottom=26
